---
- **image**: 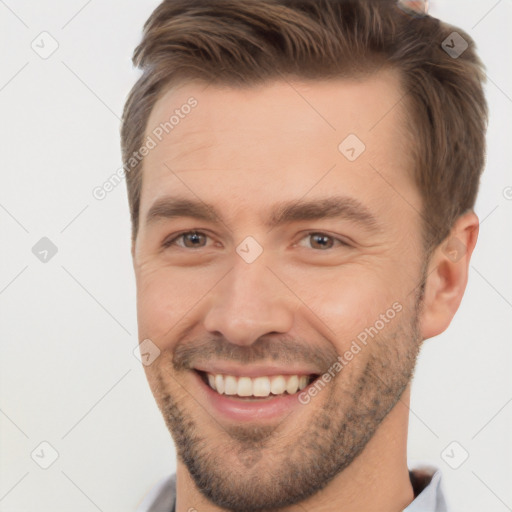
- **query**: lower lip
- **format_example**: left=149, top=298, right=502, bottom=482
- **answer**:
left=193, top=371, right=313, bottom=423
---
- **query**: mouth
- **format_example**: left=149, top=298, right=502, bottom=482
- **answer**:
left=191, top=368, right=325, bottom=422
left=195, top=370, right=319, bottom=400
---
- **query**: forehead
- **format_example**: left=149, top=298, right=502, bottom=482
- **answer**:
left=140, top=70, right=418, bottom=222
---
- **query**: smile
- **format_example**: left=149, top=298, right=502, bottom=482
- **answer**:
left=198, top=371, right=317, bottom=398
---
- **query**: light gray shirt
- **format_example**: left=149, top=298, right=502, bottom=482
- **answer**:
left=136, top=464, right=448, bottom=511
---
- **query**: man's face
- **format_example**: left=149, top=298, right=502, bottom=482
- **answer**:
left=133, top=71, right=426, bottom=510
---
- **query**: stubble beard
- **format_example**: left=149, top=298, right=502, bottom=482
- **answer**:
left=150, top=291, right=424, bottom=512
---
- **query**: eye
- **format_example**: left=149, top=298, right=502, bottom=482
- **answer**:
left=296, top=232, right=350, bottom=250
left=162, top=231, right=210, bottom=249
left=162, top=230, right=351, bottom=252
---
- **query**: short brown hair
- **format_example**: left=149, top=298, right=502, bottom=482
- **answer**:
left=121, top=0, right=488, bottom=252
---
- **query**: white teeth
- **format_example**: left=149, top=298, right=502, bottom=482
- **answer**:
left=298, top=375, right=308, bottom=390
left=270, top=375, right=286, bottom=395
left=204, top=373, right=313, bottom=397
left=286, top=375, right=299, bottom=394
left=224, top=375, right=238, bottom=395
left=237, top=377, right=252, bottom=397
left=214, top=374, right=223, bottom=393
left=253, top=376, right=271, bottom=397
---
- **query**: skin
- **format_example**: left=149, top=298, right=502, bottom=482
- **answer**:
left=132, top=69, right=479, bottom=512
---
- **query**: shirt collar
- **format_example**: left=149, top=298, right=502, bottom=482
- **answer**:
left=404, top=464, right=448, bottom=511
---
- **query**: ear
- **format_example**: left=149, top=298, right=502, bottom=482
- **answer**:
left=419, top=210, right=479, bottom=340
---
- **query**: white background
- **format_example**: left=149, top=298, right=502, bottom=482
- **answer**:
left=0, top=1, right=511, bottom=510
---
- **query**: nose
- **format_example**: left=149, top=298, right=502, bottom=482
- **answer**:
left=202, top=258, right=294, bottom=346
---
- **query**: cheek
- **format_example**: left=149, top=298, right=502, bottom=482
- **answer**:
left=136, top=264, right=180, bottom=345
left=287, top=265, right=407, bottom=345
left=135, top=264, right=224, bottom=345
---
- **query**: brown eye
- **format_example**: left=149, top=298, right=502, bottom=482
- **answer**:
left=309, top=233, right=335, bottom=250
left=164, top=231, right=209, bottom=249
left=296, top=232, right=350, bottom=251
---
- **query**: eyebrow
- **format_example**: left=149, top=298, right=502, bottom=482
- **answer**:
left=145, top=195, right=380, bottom=232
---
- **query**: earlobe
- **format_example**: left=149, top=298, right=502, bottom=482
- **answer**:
left=419, top=211, right=479, bottom=341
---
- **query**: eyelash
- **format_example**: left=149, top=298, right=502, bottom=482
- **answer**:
left=162, top=230, right=351, bottom=251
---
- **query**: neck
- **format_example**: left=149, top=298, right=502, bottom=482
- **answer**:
left=175, top=384, right=415, bottom=512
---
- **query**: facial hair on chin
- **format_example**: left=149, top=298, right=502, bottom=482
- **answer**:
left=149, top=294, right=424, bottom=512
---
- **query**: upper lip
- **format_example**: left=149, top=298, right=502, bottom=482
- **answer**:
left=193, top=363, right=320, bottom=378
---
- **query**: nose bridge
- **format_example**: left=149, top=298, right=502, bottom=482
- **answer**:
left=203, top=255, right=293, bottom=346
